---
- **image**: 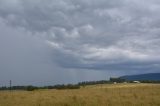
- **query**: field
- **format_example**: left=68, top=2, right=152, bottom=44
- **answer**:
left=0, top=83, right=160, bottom=106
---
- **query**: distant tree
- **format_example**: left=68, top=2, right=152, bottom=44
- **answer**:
left=26, top=86, right=36, bottom=91
left=110, top=77, right=125, bottom=83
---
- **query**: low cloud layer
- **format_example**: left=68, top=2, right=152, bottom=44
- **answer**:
left=0, top=0, right=160, bottom=85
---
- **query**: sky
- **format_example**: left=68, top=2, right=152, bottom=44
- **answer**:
left=0, top=0, right=160, bottom=86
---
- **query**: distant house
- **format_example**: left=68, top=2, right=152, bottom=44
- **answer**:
left=133, top=81, right=140, bottom=83
left=114, top=82, right=117, bottom=84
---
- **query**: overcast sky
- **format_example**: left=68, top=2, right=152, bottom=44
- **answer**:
left=0, top=0, right=160, bottom=86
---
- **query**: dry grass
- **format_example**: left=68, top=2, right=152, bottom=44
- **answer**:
left=0, top=83, right=160, bottom=106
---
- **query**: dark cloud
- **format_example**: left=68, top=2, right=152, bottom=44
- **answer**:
left=0, top=0, right=160, bottom=85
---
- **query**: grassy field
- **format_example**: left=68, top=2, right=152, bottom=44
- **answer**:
left=0, top=83, right=160, bottom=106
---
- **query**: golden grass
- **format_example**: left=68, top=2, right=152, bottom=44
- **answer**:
left=0, top=83, right=160, bottom=106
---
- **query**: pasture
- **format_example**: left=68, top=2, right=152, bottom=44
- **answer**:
left=0, top=83, right=160, bottom=106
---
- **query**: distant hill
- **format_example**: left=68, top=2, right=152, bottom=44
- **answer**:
left=119, top=73, right=160, bottom=81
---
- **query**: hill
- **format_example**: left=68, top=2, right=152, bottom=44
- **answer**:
left=120, top=73, right=160, bottom=81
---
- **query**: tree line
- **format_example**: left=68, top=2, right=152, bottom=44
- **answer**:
left=0, top=84, right=80, bottom=91
left=0, top=78, right=160, bottom=91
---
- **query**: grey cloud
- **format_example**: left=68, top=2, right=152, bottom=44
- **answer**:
left=0, top=0, right=160, bottom=85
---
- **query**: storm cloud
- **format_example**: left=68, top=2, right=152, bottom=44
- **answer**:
left=0, top=0, right=160, bottom=85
